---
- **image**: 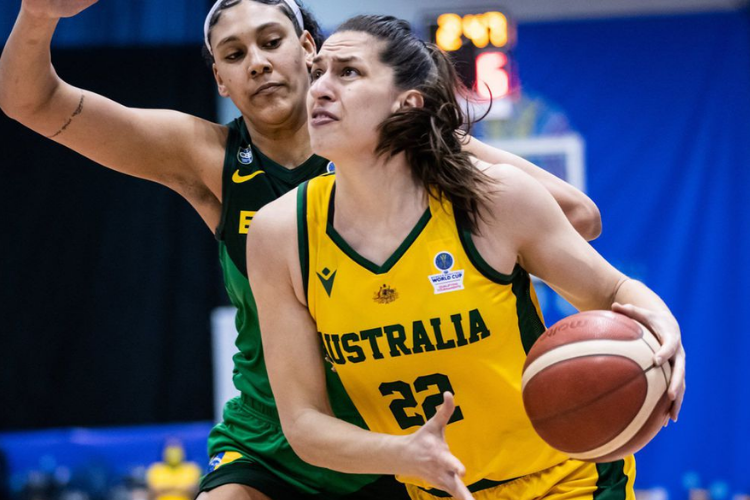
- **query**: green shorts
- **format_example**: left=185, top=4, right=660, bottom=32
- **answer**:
left=200, top=396, right=409, bottom=499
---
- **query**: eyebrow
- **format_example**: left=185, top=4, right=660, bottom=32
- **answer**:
left=215, top=22, right=285, bottom=49
left=311, top=55, right=364, bottom=65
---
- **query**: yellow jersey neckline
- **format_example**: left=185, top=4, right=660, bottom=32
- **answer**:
left=324, top=181, right=432, bottom=275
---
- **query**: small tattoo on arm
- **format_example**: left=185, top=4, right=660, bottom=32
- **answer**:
left=48, top=93, right=85, bottom=139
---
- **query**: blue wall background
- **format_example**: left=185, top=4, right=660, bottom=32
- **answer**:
left=515, top=11, right=750, bottom=496
left=1, top=1, right=748, bottom=497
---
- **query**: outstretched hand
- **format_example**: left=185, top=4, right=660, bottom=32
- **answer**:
left=402, top=392, right=474, bottom=500
left=612, top=302, right=685, bottom=423
left=22, top=0, right=99, bottom=19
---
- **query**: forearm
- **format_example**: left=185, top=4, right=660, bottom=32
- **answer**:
left=286, top=407, right=408, bottom=475
left=501, top=155, right=601, bottom=239
left=0, top=8, right=62, bottom=120
left=466, top=137, right=602, bottom=240
left=612, top=278, right=671, bottom=315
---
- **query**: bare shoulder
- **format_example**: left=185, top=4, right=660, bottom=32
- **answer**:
left=253, top=188, right=298, bottom=232
left=483, top=163, right=550, bottom=213
left=246, top=187, right=305, bottom=302
left=247, top=188, right=299, bottom=254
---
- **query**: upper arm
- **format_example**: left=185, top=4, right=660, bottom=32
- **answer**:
left=14, top=81, right=225, bottom=194
left=488, top=166, right=623, bottom=311
left=246, top=196, right=334, bottom=433
left=465, top=135, right=602, bottom=240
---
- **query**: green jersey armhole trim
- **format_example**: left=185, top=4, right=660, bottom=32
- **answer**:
left=297, top=181, right=311, bottom=304
left=511, top=268, right=546, bottom=354
left=454, top=211, right=522, bottom=285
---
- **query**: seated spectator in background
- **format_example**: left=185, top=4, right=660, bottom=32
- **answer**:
left=146, top=440, right=201, bottom=500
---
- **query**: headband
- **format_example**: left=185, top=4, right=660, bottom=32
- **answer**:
left=204, top=0, right=304, bottom=55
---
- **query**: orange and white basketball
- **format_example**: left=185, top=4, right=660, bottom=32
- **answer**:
left=521, top=310, right=672, bottom=462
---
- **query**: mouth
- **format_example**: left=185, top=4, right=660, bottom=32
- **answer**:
left=310, top=109, right=339, bottom=126
left=253, top=82, right=284, bottom=96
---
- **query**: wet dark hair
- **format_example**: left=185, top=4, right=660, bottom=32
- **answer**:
left=203, top=0, right=324, bottom=65
left=335, top=15, right=493, bottom=233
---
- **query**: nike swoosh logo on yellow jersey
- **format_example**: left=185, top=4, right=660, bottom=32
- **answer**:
left=232, top=170, right=265, bottom=184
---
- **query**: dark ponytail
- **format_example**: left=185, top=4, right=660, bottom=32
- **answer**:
left=335, top=15, right=493, bottom=233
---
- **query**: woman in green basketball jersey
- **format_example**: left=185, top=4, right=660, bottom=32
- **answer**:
left=1, top=1, right=601, bottom=499
left=247, top=15, right=686, bottom=500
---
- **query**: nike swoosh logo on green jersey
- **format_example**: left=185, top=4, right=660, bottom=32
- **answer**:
left=232, top=170, right=265, bottom=183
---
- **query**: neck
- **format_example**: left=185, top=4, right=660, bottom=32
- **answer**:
left=334, top=152, right=427, bottom=230
left=243, top=113, right=313, bottom=168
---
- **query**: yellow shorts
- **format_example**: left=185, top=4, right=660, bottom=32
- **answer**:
left=405, top=456, right=636, bottom=500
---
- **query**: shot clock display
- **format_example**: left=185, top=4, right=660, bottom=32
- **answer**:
left=427, top=10, right=516, bottom=100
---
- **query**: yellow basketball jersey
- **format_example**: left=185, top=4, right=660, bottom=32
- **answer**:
left=298, top=175, right=568, bottom=489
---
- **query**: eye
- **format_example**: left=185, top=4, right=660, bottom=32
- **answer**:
left=224, top=51, right=243, bottom=62
left=263, top=38, right=282, bottom=49
left=342, top=67, right=361, bottom=78
left=310, top=69, right=324, bottom=81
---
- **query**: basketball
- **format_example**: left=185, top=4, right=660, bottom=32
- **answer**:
left=521, top=310, right=672, bottom=462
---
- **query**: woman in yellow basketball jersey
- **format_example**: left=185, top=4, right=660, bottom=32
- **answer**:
left=0, top=1, right=604, bottom=498
left=247, top=14, right=685, bottom=500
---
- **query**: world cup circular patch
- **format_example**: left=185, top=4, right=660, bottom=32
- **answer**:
left=434, top=251, right=455, bottom=271
left=429, top=251, right=464, bottom=294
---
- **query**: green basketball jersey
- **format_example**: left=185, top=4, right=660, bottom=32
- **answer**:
left=214, top=117, right=363, bottom=423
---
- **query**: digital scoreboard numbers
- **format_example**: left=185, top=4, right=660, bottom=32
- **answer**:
left=427, top=10, right=516, bottom=100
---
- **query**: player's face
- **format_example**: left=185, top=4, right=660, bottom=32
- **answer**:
left=211, top=1, right=315, bottom=128
left=307, top=31, right=403, bottom=162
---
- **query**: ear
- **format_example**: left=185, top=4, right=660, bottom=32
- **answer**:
left=394, top=89, right=425, bottom=112
left=300, top=30, right=317, bottom=69
left=213, top=63, right=230, bottom=98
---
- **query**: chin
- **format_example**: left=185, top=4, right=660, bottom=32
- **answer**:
left=310, top=137, right=333, bottom=159
left=256, top=105, right=299, bottom=126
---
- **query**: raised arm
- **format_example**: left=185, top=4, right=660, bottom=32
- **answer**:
left=246, top=193, right=473, bottom=499
left=464, top=136, right=602, bottom=240
left=0, top=0, right=224, bottom=226
left=481, top=165, right=685, bottom=421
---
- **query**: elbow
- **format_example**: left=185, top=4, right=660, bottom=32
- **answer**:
left=0, top=92, right=19, bottom=120
left=570, top=200, right=602, bottom=241
left=0, top=78, right=60, bottom=124
left=287, top=435, right=318, bottom=467
left=282, top=414, right=325, bottom=468
left=0, top=94, right=38, bottom=124
left=0, top=84, right=26, bottom=120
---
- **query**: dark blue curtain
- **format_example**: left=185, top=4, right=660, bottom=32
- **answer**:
left=515, top=10, right=750, bottom=496
left=0, top=46, right=223, bottom=430
left=0, top=1, right=208, bottom=47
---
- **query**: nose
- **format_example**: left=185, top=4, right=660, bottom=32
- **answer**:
left=310, top=72, right=335, bottom=102
left=247, top=47, right=272, bottom=77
